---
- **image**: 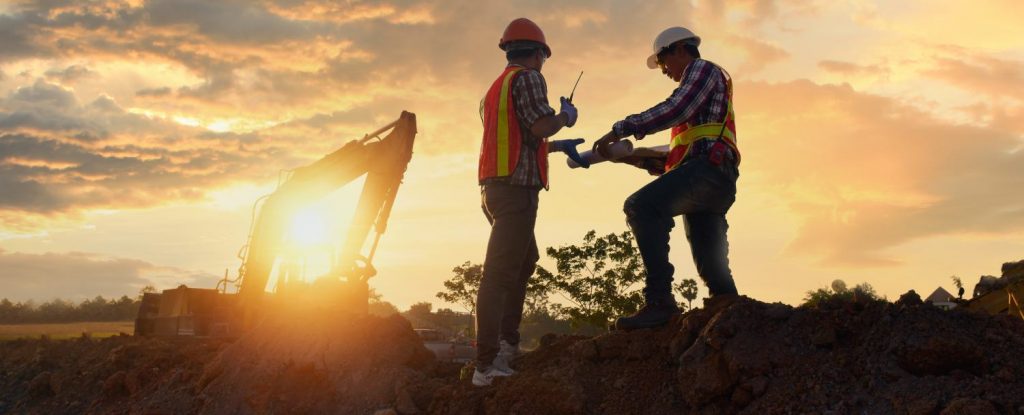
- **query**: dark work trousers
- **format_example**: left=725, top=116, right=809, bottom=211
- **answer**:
left=475, top=183, right=540, bottom=368
left=624, top=155, right=739, bottom=303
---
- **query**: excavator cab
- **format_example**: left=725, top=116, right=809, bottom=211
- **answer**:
left=135, top=112, right=417, bottom=336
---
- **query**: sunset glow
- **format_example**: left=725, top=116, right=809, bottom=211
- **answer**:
left=1, top=0, right=1022, bottom=311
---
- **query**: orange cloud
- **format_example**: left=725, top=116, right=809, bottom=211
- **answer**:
left=0, top=248, right=216, bottom=301
left=818, top=60, right=888, bottom=78
left=739, top=79, right=1024, bottom=265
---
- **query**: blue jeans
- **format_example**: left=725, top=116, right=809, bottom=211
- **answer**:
left=623, top=155, right=739, bottom=303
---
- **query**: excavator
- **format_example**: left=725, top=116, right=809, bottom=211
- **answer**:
left=966, top=259, right=1024, bottom=320
left=135, top=111, right=417, bottom=336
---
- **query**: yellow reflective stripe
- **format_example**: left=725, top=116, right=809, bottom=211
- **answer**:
left=495, top=68, right=521, bottom=176
left=671, top=124, right=736, bottom=147
left=671, top=98, right=737, bottom=148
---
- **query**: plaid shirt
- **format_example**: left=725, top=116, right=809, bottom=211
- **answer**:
left=612, top=59, right=731, bottom=159
left=495, top=64, right=555, bottom=188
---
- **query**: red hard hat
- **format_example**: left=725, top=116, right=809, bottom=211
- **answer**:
left=499, top=18, right=551, bottom=57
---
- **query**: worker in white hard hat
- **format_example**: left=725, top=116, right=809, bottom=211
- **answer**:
left=593, top=26, right=742, bottom=330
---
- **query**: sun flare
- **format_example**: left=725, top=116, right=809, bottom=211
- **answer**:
left=288, top=208, right=330, bottom=247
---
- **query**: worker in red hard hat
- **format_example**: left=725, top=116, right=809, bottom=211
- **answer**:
left=474, top=17, right=587, bottom=386
left=594, top=26, right=741, bottom=330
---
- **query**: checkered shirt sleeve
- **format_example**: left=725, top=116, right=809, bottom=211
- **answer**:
left=612, top=59, right=728, bottom=140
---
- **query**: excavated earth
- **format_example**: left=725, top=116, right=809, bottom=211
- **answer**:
left=3, top=293, right=1024, bottom=415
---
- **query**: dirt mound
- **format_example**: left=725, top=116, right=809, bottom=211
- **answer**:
left=0, top=334, right=228, bottom=414
left=4, top=295, right=1024, bottom=414
left=196, top=312, right=441, bottom=414
left=0, top=313, right=456, bottom=415
left=430, top=296, right=1024, bottom=414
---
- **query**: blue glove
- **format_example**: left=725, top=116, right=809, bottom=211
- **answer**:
left=549, top=138, right=589, bottom=168
left=559, top=97, right=578, bottom=128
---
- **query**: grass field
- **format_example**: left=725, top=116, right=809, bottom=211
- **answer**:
left=0, top=321, right=135, bottom=341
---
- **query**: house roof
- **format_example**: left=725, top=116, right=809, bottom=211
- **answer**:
left=926, top=286, right=954, bottom=303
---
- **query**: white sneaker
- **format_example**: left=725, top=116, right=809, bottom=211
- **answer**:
left=472, top=366, right=513, bottom=386
left=493, top=340, right=520, bottom=373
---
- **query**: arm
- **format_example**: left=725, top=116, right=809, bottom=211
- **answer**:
left=590, top=129, right=664, bottom=175
left=513, top=70, right=573, bottom=141
left=612, top=60, right=719, bottom=140
left=533, top=112, right=571, bottom=142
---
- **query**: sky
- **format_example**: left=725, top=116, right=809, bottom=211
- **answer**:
left=1, top=0, right=1023, bottom=310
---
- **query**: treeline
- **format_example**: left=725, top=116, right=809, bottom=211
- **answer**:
left=0, top=296, right=141, bottom=324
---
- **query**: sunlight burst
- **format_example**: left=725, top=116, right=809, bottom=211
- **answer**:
left=289, top=208, right=329, bottom=247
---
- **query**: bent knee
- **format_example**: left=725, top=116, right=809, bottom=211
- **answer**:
left=624, top=193, right=659, bottom=220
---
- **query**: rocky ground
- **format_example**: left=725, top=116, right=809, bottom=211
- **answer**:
left=3, top=292, right=1024, bottom=415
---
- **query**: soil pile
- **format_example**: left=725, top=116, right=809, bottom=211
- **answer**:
left=4, top=293, right=1024, bottom=414
left=431, top=295, right=1024, bottom=414
left=0, top=334, right=227, bottom=414
left=0, top=313, right=454, bottom=415
left=196, top=312, right=442, bottom=414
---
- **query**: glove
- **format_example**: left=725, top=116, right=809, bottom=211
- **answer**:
left=549, top=138, right=589, bottom=168
left=559, top=96, right=578, bottom=128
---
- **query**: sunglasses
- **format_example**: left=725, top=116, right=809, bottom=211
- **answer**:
left=655, top=45, right=675, bottom=68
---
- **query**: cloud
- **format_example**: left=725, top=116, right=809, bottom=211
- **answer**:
left=0, top=79, right=308, bottom=229
left=818, top=60, right=888, bottom=78
left=922, top=53, right=1024, bottom=101
left=0, top=248, right=216, bottom=302
left=724, top=34, right=790, bottom=74
left=145, top=0, right=313, bottom=44
left=44, top=64, right=94, bottom=84
left=0, top=13, right=40, bottom=59
left=135, top=86, right=172, bottom=97
left=739, top=79, right=1024, bottom=265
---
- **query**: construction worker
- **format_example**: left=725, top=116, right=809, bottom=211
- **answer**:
left=474, top=17, right=587, bottom=386
left=594, top=26, right=740, bottom=330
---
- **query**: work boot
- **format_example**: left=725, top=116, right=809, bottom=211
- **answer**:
left=492, top=340, right=519, bottom=373
left=471, top=365, right=513, bottom=387
left=702, top=293, right=740, bottom=314
left=614, top=300, right=681, bottom=330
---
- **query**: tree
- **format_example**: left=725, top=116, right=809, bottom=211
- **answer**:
left=138, top=285, right=157, bottom=300
left=534, top=230, right=645, bottom=331
left=951, top=275, right=965, bottom=299
left=802, top=279, right=881, bottom=307
left=367, top=288, right=399, bottom=316
left=436, top=262, right=483, bottom=314
left=675, top=278, right=699, bottom=311
left=407, top=301, right=433, bottom=316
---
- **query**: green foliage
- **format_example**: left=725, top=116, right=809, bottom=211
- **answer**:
left=0, top=296, right=141, bottom=324
left=436, top=261, right=483, bottom=314
left=802, top=279, right=881, bottom=307
left=367, top=289, right=399, bottom=316
left=435, top=261, right=551, bottom=318
left=407, top=301, right=433, bottom=316
left=534, top=230, right=645, bottom=331
left=675, top=278, right=699, bottom=311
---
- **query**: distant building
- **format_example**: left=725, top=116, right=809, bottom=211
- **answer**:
left=925, top=287, right=957, bottom=310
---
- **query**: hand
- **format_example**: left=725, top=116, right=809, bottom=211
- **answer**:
left=592, top=131, right=621, bottom=159
left=559, top=97, right=578, bottom=128
left=549, top=138, right=589, bottom=168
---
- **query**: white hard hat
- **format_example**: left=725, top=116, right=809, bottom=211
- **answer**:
left=646, top=27, right=701, bottom=69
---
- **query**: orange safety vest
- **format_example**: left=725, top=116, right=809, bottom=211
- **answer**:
left=665, top=63, right=741, bottom=172
left=478, top=66, right=549, bottom=187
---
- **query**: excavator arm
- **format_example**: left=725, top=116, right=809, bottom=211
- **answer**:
left=236, top=111, right=416, bottom=315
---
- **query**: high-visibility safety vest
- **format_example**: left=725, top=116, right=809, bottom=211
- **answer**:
left=478, top=66, right=549, bottom=187
left=665, top=63, right=741, bottom=172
